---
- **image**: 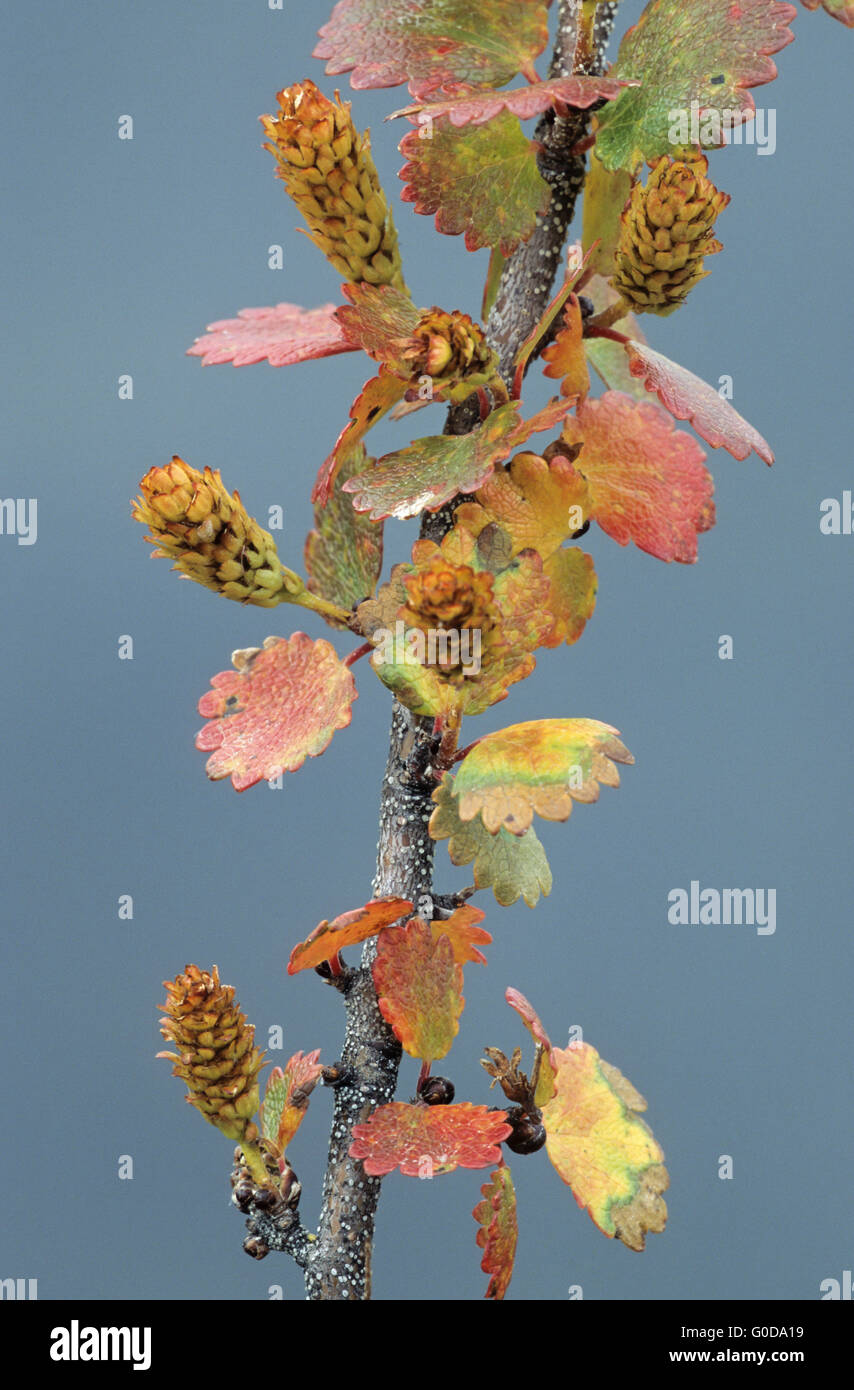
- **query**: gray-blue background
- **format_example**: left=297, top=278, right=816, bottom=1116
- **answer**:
left=2, top=1, right=851, bottom=1301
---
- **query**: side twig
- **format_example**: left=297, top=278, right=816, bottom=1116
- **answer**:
left=300, top=0, right=622, bottom=1300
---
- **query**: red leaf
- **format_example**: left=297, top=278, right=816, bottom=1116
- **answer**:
left=473, top=1161, right=518, bottom=1300
left=195, top=634, right=357, bottom=790
left=391, top=75, right=633, bottom=128
left=625, top=341, right=774, bottom=465
left=562, top=392, right=716, bottom=563
left=505, top=987, right=556, bottom=1106
left=373, top=919, right=464, bottom=1061
left=800, top=0, right=854, bottom=24
left=399, top=113, right=550, bottom=256
left=315, top=0, right=549, bottom=98
left=505, top=987, right=554, bottom=1055
left=287, top=898, right=413, bottom=975
left=186, top=303, right=355, bottom=368
left=349, top=1101, right=512, bottom=1177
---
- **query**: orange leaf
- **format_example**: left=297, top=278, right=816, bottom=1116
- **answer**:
left=287, top=898, right=413, bottom=974
left=349, top=1102, right=511, bottom=1177
left=473, top=1161, right=518, bottom=1300
left=561, top=392, right=716, bottom=563
left=373, top=919, right=464, bottom=1062
left=541, top=296, right=590, bottom=401
left=454, top=718, right=634, bottom=836
left=195, top=634, right=357, bottom=791
left=431, top=904, right=491, bottom=965
left=456, top=451, right=589, bottom=563
left=539, top=547, right=597, bottom=648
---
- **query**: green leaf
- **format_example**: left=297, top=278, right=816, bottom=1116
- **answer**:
left=343, top=401, right=525, bottom=520
left=305, top=444, right=383, bottom=625
left=482, top=246, right=506, bottom=321
left=583, top=275, right=649, bottom=400
left=594, top=0, right=796, bottom=172
left=400, top=112, right=550, bottom=256
left=335, top=282, right=420, bottom=369
left=430, top=775, right=553, bottom=907
left=581, top=154, right=634, bottom=279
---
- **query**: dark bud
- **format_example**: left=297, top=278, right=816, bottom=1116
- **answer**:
left=420, top=1075, right=455, bottom=1106
left=322, top=1062, right=355, bottom=1088
left=570, top=519, right=590, bottom=540
left=232, top=1180, right=256, bottom=1211
left=577, top=295, right=595, bottom=321
left=505, top=1105, right=547, bottom=1155
left=243, top=1235, right=269, bottom=1260
left=252, top=1185, right=278, bottom=1210
left=280, top=1167, right=302, bottom=1209
left=542, top=438, right=582, bottom=466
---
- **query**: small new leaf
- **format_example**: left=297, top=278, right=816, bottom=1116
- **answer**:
left=541, top=296, right=590, bottom=402
left=431, top=903, right=492, bottom=965
left=261, top=1050, right=323, bottom=1154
